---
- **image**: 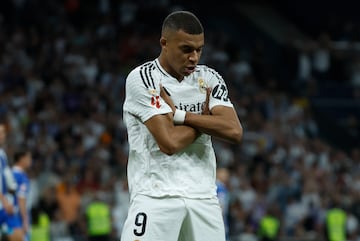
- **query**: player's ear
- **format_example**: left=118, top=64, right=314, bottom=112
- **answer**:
left=160, top=37, right=167, bottom=48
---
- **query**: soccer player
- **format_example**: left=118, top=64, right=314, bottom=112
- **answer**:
left=11, top=149, right=32, bottom=241
left=0, top=122, right=19, bottom=240
left=121, top=11, right=243, bottom=241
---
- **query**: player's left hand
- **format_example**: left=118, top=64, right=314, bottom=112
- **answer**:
left=23, top=222, right=29, bottom=233
left=202, top=87, right=211, bottom=115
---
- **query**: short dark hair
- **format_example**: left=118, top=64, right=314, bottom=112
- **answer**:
left=162, top=11, right=203, bottom=35
left=14, top=149, right=30, bottom=163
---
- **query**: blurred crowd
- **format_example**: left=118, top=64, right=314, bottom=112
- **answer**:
left=0, top=0, right=360, bottom=241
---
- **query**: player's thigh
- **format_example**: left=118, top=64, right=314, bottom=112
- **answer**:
left=6, top=228, right=23, bottom=241
left=179, top=197, right=226, bottom=241
left=121, top=195, right=186, bottom=241
left=5, top=215, right=23, bottom=241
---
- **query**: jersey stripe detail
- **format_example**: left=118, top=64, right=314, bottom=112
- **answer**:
left=139, top=66, right=149, bottom=88
left=148, top=65, right=156, bottom=89
left=154, top=60, right=168, bottom=77
left=139, top=61, right=154, bottom=88
left=207, top=67, right=224, bottom=83
left=143, top=66, right=150, bottom=87
left=140, top=62, right=156, bottom=90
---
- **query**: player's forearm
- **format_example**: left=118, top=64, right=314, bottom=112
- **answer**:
left=145, top=113, right=199, bottom=155
left=184, top=111, right=243, bottom=143
left=160, top=125, right=199, bottom=155
left=0, top=194, right=6, bottom=204
left=0, top=193, right=13, bottom=213
left=0, top=193, right=10, bottom=206
left=19, top=198, right=28, bottom=224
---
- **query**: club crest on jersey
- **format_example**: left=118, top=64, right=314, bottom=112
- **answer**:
left=198, top=77, right=208, bottom=93
left=148, top=88, right=157, bottom=95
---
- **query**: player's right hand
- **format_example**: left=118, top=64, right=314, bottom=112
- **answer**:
left=3, top=200, right=14, bottom=214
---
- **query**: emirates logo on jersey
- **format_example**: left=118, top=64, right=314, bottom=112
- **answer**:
left=175, top=101, right=205, bottom=114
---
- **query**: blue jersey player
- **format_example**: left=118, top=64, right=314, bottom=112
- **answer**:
left=0, top=122, right=19, bottom=241
left=11, top=149, right=32, bottom=241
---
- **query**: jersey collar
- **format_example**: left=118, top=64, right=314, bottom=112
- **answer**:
left=13, top=165, right=24, bottom=172
left=155, top=58, right=172, bottom=78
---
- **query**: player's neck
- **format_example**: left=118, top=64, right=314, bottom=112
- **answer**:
left=13, top=165, right=24, bottom=172
left=158, top=55, right=184, bottom=81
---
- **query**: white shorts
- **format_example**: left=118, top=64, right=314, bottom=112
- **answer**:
left=120, top=194, right=226, bottom=241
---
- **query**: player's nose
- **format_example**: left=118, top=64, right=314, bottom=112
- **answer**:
left=188, top=50, right=200, bottom=63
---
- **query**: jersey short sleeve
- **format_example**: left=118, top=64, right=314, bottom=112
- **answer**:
left=123, top=63, right=172, bottom=122
left=204, top=67, right=234, bottom=110
left=15, top=173, right=29, bottom=199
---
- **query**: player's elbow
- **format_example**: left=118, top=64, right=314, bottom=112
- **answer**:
left=229, top=125, right=243, bottom=144
left=159, top=143, right=178, bottom=155
left=159, top=148, right=177, bottom=156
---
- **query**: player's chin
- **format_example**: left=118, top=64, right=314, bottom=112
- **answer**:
left=183, top=67, right=195, bottom=75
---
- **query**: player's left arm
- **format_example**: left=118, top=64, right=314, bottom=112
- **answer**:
left=18, top=195, right=28, bottom=232
left=162, top=69, right=242, bottom=143
left=184, top=105, right=242, bottom=143
left=18, top=181, right=29, bottom=232
left=187, top=69, right=243, bottom=143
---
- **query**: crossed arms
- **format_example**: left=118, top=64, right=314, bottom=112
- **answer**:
left=144, top=86, right=243, bottom=155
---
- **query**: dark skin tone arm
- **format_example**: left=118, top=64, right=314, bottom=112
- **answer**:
left=19, top=196, right=29, bottom=232
left=185, top=106, right=243, bottom=144
left=144, top=86, right=206, bottom=155
left=161, top=86, right=243, bottom=144
left=0, top=193, right=14, bottom=214
left=144, top=113, right=199, bottom=155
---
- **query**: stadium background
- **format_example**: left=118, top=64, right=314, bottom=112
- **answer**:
left=0, top=0, right=360, bottom=240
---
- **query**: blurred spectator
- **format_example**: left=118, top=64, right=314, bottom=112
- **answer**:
left=30, top=207, right=50, bottom=241
left=37, top=186, right=59, bottom=221
left=324, top=201, right=347, bottom=241
left=56, top=171, right=81, bottom=238
left=237, top=221, right=259, bottom=241
left=85, top=193, right=111, bottom=241
left=217, top=167, right=231, bottom=240
left=312, top=32, right=332, bottom=82
left=112, top=178, right=129, bottom=240
left=50, top=209, right=73, bottom=241
left=257, top=204, right=281, bottom=241
left=76, top=167, right=100, bottom=195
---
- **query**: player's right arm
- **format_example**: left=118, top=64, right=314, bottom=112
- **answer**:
left=144, top=110, right=199, bottom=155
left=17, top=178, right=30, bottom=233
left=0, top=159, right=14, bottom=214
left=0, top=193, right=14, bottom=214
left=124, top=67, right=199, bottom=155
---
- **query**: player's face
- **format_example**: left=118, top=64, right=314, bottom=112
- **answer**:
left=161, top=30, right=204, bottom=80
left=23, top=152, right=32, bottom=169
left=0, top=124, right=6, bottom=146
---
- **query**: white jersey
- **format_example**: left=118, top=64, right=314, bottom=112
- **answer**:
left=123, top=58, right=233, bottom=201
left=0, top=148, right=6, bottom=195
left=0, top=148, right=18, bottom=210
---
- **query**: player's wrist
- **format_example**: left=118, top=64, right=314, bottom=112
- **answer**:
left=173, top=109, right=186, bottom=125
